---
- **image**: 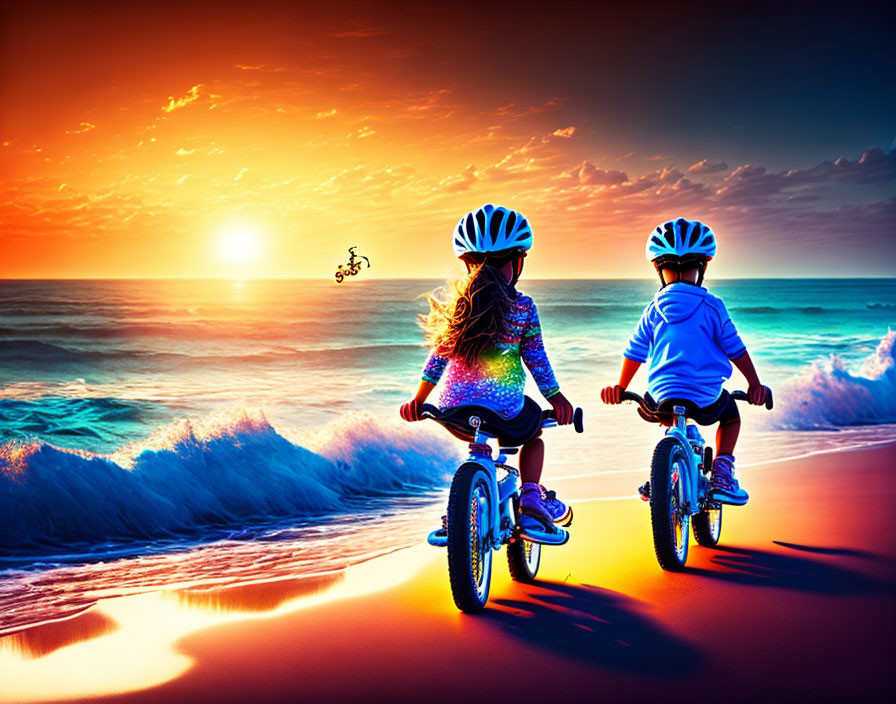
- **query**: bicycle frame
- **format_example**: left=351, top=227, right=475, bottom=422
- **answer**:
left=620, top=388, right=772, bottom=513
left=423, top=408, right=568, bottom=550
left=614, top=388, right=772, bottom=571
left=665, top=406, right=706, bottom=516
left=421, top=404, right=581, bottom=609
left=462, top=415, right=560, bottom=549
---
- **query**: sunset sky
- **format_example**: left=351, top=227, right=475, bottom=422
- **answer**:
left=1, top=1, right=893, bottom=279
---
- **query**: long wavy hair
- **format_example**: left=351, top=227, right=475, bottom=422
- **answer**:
left=421, top=262, right=512, bottom=365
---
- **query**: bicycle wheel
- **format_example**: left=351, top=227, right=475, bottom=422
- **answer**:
left=694, top=504, right=722, bottom=546
left=694, top=445, right=721, bottom=546
left=507, top=538, right=541, bottom=583
left=447, top=462, right=494, bottom=612
left=649, top=437, right=690, bottom=571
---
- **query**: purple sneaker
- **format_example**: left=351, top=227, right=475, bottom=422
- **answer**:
left=520, top=483, right=573, bottom=527
left=709, top=455, right=749, bottom=506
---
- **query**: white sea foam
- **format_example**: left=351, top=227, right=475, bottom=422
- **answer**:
left=0, top=409, right=458, bottom=551
left=771, top=330, right=896, bottom=430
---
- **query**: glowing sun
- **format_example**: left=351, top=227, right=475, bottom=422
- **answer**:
left=218, top=225, right=262, bottom=264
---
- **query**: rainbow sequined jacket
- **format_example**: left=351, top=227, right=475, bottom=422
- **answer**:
left=421, top=291, right=560, bottom=419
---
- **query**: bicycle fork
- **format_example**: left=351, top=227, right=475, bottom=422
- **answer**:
left=671, top=407, right=700, bottom=516
left=468, top=417, right=518, bottom=550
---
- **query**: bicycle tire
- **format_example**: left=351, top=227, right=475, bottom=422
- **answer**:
left=447, top=463, right=494, bottom=612
left=694, top=445, right=722, bottom=547
left=507, top=538, right=541, bottom=583
left=693, top=505, right=722, bottom=547
left=649, top=437, right=690, bottom=571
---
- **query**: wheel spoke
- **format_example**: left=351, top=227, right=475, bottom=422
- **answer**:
left=650, top=438, right=692, bottom=570
left=470, top=482, right=491, bottom=599
left=669, top=453, right=688, bottom=561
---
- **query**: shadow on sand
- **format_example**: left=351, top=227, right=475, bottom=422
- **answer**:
left=690, top=543, right=895, bottom=595
left=771, top=541, right=883, bottom=560
left=484, top=581, right=703, bottom=677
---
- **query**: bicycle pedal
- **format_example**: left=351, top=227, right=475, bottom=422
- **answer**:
left=638, top=481, right=651, bottom=502
left=518, top=516, right=569, bottom=546
left=426, top=529, right=448, bottom=547
left=709, top=491, right=749, bottom=506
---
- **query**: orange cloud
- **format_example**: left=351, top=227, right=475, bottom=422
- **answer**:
left=552, top=126, right=576, bottom=139
left=568, top=161, right=628, bottom=186
left=162, top=85, right=202, bottom=113
left=1, top=22, right=890, bottom=280
left=65, top=122, right=96, bottom=135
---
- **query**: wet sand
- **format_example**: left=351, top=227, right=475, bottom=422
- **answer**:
left=2, top=443, right=895, bottom=703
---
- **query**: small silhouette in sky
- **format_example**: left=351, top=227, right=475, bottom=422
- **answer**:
left=335, top=246, right=370, bottom=283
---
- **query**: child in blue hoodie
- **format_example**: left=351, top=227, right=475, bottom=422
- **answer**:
left=601, top=218, right=769, bottom=504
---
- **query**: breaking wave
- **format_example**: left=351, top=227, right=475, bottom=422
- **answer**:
left=772, top=330, right=896, bottom=430
left=0, top=410, right=458, bottom=553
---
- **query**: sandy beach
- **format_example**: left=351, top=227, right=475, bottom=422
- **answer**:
left=2, top=442, right=895, bottom=704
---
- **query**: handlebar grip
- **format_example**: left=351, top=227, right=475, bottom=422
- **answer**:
left=543, top=407, right=584, bottom=432
left=730, top=387, right=774, bottom=410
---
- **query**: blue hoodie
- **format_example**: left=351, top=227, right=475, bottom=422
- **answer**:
left=624, top=283, right=746, bottom=407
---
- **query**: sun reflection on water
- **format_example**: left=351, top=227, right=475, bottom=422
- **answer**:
left=0, top=544, right=433, bottom=703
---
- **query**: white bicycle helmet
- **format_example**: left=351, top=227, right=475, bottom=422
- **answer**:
left=646, top=218, right=716, bottom=262
left=452, top=204, right=533, bottom=258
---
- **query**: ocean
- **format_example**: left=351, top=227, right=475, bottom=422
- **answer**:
left=1, top=278, right=895, bottom=632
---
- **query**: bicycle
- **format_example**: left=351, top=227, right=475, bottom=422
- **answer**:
left=420, top=403, right=584, bottom=612
left=614, top=388, right=773, bottom=571
left=334, top=246, right=370, bottom=283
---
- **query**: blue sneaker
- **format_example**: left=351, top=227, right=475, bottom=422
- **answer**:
left=426, top=514, right=448, bottom=547
left=518, top=515, right=569, bottom=546
left=709, top=456, right=749, bottom=505
left=520, top=483, right=573, bottom=527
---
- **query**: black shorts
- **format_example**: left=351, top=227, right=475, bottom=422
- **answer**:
left=639, top=390, right=740, bottom=427
left=435, top=396, right=544, bottom=447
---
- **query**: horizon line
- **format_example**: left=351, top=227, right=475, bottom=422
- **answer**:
left=1, top=275, right=894, bottom=282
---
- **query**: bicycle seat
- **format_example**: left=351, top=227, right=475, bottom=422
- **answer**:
left=427, top=398, right=545, bottom=447
left=636, top=397, right=703, bottom=425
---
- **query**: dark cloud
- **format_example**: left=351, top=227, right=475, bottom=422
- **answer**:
left=791, top=147, right=896, bottom=185
left=540, top=147, right=895, bottom=267
left=569, top=161, right=628, bottom=186
left=715, top=148, right=896, bottom=205
left=688, top=159, right=728, bottom=174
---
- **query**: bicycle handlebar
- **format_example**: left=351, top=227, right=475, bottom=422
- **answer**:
left=419, top=404, right=584, bottom=434
left=730, top=387, right=774, bottom=410
left=619, top=387, right=773, bottom=411
left=621, top=391, right=643, bottom=405
left=420, top=403, right=441, bottom=418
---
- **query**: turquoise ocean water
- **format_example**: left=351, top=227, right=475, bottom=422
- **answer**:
left=1, top=278, right=894, bottom=631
